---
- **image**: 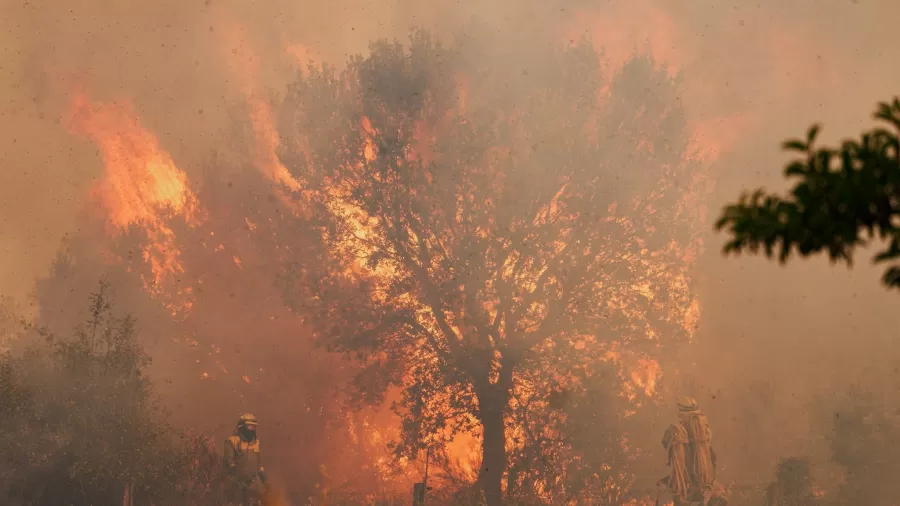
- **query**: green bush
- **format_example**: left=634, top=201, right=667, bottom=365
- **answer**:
left=0, top=282, right=232, bottom=506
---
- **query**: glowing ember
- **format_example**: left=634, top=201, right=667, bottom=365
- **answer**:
left=683, top=297, right=701, bottom=335
left=630, top=358, right=661, bottom=397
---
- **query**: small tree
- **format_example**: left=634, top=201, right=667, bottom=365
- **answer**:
left=716, top=98, right=900, bottom=290
left=0, top=282, right=232, bottom=506
left=764, top=457, right=819, bottom=506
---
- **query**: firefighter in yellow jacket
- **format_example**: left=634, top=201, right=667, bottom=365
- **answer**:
left=224, top=413, right=267, bottom=505
left=661, top=397, right=719, bottom=506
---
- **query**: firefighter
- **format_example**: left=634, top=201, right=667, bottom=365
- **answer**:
left=661, top=397, right=718, bottom=506
left=224, top=413, right=268, bottom=505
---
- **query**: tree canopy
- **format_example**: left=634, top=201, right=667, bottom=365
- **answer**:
left=280, top=28, right=704, bottom=504
left=716, top=98, right=900, bottom=289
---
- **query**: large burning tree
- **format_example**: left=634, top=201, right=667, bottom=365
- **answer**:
left=280, top=29, right=704, bottom=504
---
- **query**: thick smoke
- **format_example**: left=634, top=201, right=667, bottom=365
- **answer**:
left=2, top=0, right=900, bottom=503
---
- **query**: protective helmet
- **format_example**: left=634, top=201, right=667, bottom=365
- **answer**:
left=677, top=396, right=699, bottom=412
left=237, top=412, right=259, bottom=427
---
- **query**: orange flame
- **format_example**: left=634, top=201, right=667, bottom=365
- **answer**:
left=216, top=13, right=302, bottom=192
left=630, top=358, right=661, bottom=397
left=66, top=94, right=197, bottom=229
left=66, top=93, right=199, bottom=300
left=284, top=42, right=319, bottom=69
left=247, top=94, right=302, bottom=192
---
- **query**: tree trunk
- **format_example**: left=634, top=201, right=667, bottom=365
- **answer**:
left=506, top=460, right=519, bottom=500
left=476, top=384, right=508, bottom=506
left=122, top=481, right=134, bottom=506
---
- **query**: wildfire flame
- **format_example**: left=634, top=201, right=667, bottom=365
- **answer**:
left=66, top=94, right=197, bottom=230
left=630, top=358, right=661, bottom=397
left=216, top=11, right=303, bottom=193
left=57, top=6, right=729, bottom=500
left=65, top=93, right=200, bottom=303
left=246, top=94, right=303, bottom=192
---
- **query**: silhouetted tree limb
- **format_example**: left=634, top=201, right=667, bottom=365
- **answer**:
left=716, top=98, right=900, bottom=289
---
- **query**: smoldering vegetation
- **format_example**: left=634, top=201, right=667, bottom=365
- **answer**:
left=1, top=1, right=900, bottom=506
left=0, top=284, right=235, bottom=506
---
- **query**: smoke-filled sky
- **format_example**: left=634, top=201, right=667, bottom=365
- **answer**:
left=1, top=0, right=897, bottom=300
left=2, top=0, right=900, bottom=493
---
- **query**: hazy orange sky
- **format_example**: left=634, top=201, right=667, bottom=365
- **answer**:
left=2, top=0, right=896, bottom=304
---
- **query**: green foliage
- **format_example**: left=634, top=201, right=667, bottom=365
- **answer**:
left=716, top=98, right=900, bottom=289
left=0, top=282, right=232, bottom=506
